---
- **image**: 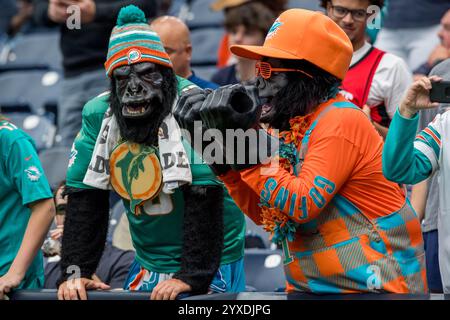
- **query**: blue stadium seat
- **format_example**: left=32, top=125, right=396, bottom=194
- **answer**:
left=0, top=69, right=61, bottom=115
left=244, top=249, right=286, bottom=292
left=167, top=0, right=191, bottom=18
left=38, top=146, right=70, bottom=190
left=187, top=0, right=224, bottom=29
left=245, top=215, right=274, bottom=249
left=191, top=27, right=223, bottom=66
left=168, top=1, right=223, bottom=70
left=5, top=112, right=56, bottom=152
left=168, top=0, right=224, bottom=29
left=108, top=201, right=126, bottom=243
left=0, top=32, right=62, bottom=71
left=288, top=0, right=322, bottom=11
left=192, top=65, right=218, bottom=82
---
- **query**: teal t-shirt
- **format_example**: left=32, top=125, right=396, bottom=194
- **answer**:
left=66, top=77, right=245, bottom=273
left=0, top=120, right=53, bottom=288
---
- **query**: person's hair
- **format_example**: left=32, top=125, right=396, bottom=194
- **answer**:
left=319, top=0, right=384, bottom=10
left=224, top=2, right=276, bottom=35
left=257, top=0, right=288, bottom=15
left=268, top=59, right=341, bottom=131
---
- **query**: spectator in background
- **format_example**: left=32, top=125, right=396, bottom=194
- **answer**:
left=150, top=16, right=219, bottom=89
left=211, top=0, right=286, bottom=69
left=408, top=59, right=450, bottom=293
left=7, top=0, right=35, bottom=37
left=32, top=0, right=162, bottom=147
left=382, top=68, right=450, bottom=293
left=375, top=0, right=450, bottom=72
left=210, top=0, right=287, bottom=16
left=0, top=113, right=55, bottom=299
left=0, top=0, right=17, bottom=38
left=160, top=0, right=172, bottom=15
left=210, top=1, right=276, bottom=86
left=49, top=182, right=66, bottom=244
left=43, top=182, right=135, bottom=289
left=322, top=0, right=411, bottom=139
left=414, top=10, right=450, bottom=80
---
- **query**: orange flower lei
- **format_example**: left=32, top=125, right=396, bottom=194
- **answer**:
left=259, top=113, right=314, bottom=242
left=279, top=113, right=315, bottom=146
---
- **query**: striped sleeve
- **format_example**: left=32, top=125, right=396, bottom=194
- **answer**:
left=414, top=114, right=442, bottom=173
left=383, top=109, right=434, bottom=185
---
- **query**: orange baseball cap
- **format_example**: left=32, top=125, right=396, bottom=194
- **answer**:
left=230, top=9, right=353, bottom=80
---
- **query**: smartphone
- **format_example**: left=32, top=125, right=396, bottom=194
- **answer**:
left=430, top=81, right=450, bottom=103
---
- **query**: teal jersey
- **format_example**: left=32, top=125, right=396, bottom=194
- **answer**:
left=66, top=77, right=245, bottom=273
left=0, top=120, right=53, bottom=287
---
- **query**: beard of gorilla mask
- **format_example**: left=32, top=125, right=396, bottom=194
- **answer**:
left=257, top=58, right=341, bottom=131
left=110, top=62, right=177, bottom=146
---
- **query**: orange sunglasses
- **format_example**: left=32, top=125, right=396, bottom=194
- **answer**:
left=255, top=61, right=313, bottom=79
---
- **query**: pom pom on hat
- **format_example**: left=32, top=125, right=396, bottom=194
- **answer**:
left=116, top=5, right=147, bottom=26
left=105, top=5, right=173, bottom=77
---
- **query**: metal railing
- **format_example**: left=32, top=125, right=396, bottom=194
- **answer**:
left=7, top=290, right=450, bottom=300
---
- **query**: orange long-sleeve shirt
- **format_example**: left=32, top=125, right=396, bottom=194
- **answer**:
left=220, top=97, right=405, bottom=225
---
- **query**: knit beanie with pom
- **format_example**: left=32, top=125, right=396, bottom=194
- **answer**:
left=104, top=5, right=172, bottom=77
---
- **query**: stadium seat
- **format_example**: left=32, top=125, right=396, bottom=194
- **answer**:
left=167, top=0, right=193, bottom=20
left=0, top=69, right=61, bottom=115
left=0, top=32, right=62, bottom=71
left=187, top=0, right=224, bottom=29
left=38, top=146, right=70, bottom=190
left=168, top=0, right=224, bottom=29
left=191, top=27, right=223, bottom=66
left=169, top=1, right=223, bottom=69
left=192, top=65, right=218, bottom=82
left=108, top=201, right=126, bottom=243
left=5, top=112, right=56, bottom=152
left=244, top=248, right=286, bottom=292
left=244, top=215, right=274, bottom=249
left=288, top=0, right=322, bottom=11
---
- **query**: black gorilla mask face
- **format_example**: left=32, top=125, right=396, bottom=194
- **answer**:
left=113, top=62, right=164, bottom=119
left=256, top=58, right=340, bottom=131
left=256, top=72, right=289, bottom=125
left=110, top=62, right=177, bottom=146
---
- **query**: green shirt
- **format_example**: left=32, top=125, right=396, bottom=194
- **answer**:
left=0, top=120, right=52, bottom=288
left=66, top=77, right=245, bottom=273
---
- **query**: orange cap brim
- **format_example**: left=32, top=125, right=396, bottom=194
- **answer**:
left=230, top=44, right=301, bottom=61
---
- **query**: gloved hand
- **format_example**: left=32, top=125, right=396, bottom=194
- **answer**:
left=199, top=84, right=278, bottom=171
left=174, top=87, right=210, bottom=147
left=199, top=84, right=261, bottom=132
left=173, top=87, right=231, bottom=175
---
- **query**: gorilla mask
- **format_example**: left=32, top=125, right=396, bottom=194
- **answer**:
left=110, top=62, right=177, bottom=146
left=256, top=58, right=341, bottom=131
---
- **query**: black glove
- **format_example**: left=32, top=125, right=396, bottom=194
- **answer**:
left=173, top=87, right=231, bottom=175
left=199, top=84, right=278, bottom=171
left=199, top=84, right=261, bottom=132
left=173, top=87, right=210, bottom=148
